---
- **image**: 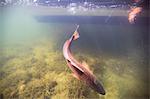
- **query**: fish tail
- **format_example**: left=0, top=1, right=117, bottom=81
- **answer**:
left=72, top=25, right=80, bottom=40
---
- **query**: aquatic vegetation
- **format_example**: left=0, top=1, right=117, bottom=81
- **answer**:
left=0, top=37, right=148, bottom=99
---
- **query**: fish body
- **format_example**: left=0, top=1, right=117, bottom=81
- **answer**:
left=63, top=26, right=105, bottom=95
left=128, top=7, right=142, bottom=24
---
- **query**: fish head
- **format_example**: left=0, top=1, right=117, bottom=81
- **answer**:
left=93, top=79, right=106, bottom=95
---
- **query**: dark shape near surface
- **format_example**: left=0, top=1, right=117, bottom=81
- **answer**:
left=63, top=25, right=105, bottom=95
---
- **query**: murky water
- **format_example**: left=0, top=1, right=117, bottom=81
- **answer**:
left=0, top=6, right=149, bottom=99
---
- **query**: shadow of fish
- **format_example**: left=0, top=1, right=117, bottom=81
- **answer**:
left=63, top=25, right=105, bottom=95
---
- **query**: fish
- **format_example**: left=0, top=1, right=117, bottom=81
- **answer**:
left=63, top=25, right=105, bottom=95
left=128, top=6, right=142, bottom=24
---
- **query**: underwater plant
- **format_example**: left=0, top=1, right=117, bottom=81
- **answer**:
left=0, top=40, right=147, bottom=99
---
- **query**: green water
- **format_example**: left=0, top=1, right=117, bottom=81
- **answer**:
left=0, top=7, right=148, bottom=99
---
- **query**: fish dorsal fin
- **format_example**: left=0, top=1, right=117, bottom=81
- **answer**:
left=82, top=61, right=93, bottom=74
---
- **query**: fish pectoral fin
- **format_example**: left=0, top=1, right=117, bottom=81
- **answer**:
left=82, top=61, right=90, bottom=69
left=81, top=61, right=93, bottom=74
left=72, top=73, right=80, bottom=80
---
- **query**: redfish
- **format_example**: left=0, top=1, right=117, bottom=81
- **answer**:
left=63, top=25, right=105, bottom=95
left=128, top=7, right=142, bottom=24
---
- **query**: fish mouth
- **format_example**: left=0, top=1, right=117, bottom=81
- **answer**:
left=93, top=79, right=106, bottom=95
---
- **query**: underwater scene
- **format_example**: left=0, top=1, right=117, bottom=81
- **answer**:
left=0, top=0, right=149, bottom=99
